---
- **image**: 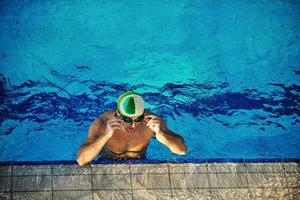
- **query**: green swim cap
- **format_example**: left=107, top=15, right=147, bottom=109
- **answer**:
left=117, top=91, right=145, bottom=117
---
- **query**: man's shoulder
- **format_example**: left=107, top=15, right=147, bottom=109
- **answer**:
left=101, top=110, right=115, bottom=117
left=89, top=110, right=114, bottom=132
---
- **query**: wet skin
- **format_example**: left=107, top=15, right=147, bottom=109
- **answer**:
left=77, top=110, right=186, bottom=166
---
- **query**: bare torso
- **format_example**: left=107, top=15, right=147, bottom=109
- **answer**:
left=99, top=111, right=154, bottom=159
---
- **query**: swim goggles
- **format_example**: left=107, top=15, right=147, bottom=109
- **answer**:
left=115, top=112, right=145, bottom=123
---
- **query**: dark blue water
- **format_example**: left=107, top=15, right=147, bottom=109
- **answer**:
left=0, top=0, right=300, bottom=163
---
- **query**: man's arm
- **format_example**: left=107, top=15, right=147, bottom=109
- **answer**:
left=145, top=114, right=187, bottom=155
left=156, top=118, right=187, bottom=155
left=76, top=118, right=110, bottom=166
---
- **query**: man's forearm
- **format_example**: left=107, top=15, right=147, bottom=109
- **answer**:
left=77, top=134, right=110, bottom=166
left=156, top=130, right=186, bottom=155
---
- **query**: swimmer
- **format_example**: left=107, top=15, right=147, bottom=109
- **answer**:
left=77, top=91, right=186, bottom=166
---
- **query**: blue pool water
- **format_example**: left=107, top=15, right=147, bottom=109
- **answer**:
left=0, top=0, right=300, bottom=164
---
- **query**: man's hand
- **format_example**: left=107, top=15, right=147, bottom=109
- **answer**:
left=105, top=117, right=123, bottom=138
left=144, top=114, right=161, bottom=134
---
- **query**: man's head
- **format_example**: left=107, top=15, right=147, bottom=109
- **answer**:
left=116, top=91, right=145, bottom=129
left=117, top=91, right=145, bottom=117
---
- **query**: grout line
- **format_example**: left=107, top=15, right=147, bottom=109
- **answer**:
left=9, top=170, right=290, bottom=177
left=167, top=186, right=300, bottom=190
left=12, top=174, right=90, bottom=177
left=9, top=186, right=298, bottom=194
left=282, top=163, right=294, bottom=200
left=167, top=163, right=173, bottom=199
left=281, top=162, right=289, bottom=188
left=10, top=165, right=13, bottom=200
left=51, top=164, right=53, bottom=200
left=205, top=162, right=213, bottom=200
left=243, top=161, right=252, bottom=200
left=9, top=186, right=297, bottom=193
left=90, top=164, right=94, bottom=200
left=129, top=164, right=134, bottom=200
left=170, top=187, right=253, bottom=190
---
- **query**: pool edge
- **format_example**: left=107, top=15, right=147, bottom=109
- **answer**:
left=1, top=158, right=300, bottom=166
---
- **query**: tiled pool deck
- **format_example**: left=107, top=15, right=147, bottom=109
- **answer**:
left=0, top=162, right=299, bottom=200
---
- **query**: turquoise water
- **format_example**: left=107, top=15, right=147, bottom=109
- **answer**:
left=0, top=0, right=300, bottom=163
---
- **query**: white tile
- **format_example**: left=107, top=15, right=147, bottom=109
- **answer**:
left=53, top=164, right=91, bottom=175
left=0, top=177, right=11, bottom=192
left=13, top=192, right=51, bottom=200
left=53, top=175, right=92, bottom=190
left=209, top=173, right=248, bottom=188
left=12, top=176, right=52, bottom=191
left=132, top=174, right=170, bottom=189
left=249, top=188, right=263, bottom=200
left=171, top=174, right=209, bottom=189
left=249, top=188, right=291, bottom=200
left=247, top=173, right=286, bottom=188
left=0, top=192, right=10, bottom=200
left=261, top=188, right=291, bottom=200
left=93, top=174, right=131, bottom=189
left=207, top=163, right=245, bottom=173
left=210, top=189, right=250, bottom=200
left=245, top=163, right=284, bottom=173
left=282, top=162, right=300, bottom=173
left=173, top=189, right=211, bottom=200
left=287, top=188, right=300, bottom=200
left=285, top=173, right=300, bottom=188
left=92, top=164, right=130, bottom=175
left=13, top=165, right=51, bottom=176
left=94, top=190, right=132, bottom=200
left=133, top=189, right=172, bottom=200
left=131, top=164, right=169, bottom=174
left=0, top=166, right=11, bottom=176
left=53, top=191, right=92, bottom=200
left=170, top=163, right=207, bottom=174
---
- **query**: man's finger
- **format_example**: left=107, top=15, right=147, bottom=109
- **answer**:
left=111, top=125, right=121, bottom=129
left=143, top=118, right=151, bottom=123
left=108, top=119, right=121, bottom=124
left=151, top=119, right=160, bottom=122
left=110, top=122, right=122, bottom=127
left=111, top=125, right=122, bottom=129
left=111, top=127, right=121, bottom=131
left=113, top=116, right=123, bottom=120
left=110, top=118, right=123, bottom=122
left=110, top=122, right=122, bottom=126
left=110, top=120, right=122, bottom=124
left=146, top=119, right=153, bottom=127
left=144, top=114, right=158, bottom=119
left=109, top=119, right=123, bottom=124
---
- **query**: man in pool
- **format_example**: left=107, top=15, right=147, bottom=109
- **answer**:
left=77, top=91, right=186, bottom=166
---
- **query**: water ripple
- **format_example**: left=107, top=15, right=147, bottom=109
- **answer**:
left=0, top=76, right=300, bottom=136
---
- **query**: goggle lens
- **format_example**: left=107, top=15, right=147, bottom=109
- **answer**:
left=120, top=114, right=144, bottom=123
